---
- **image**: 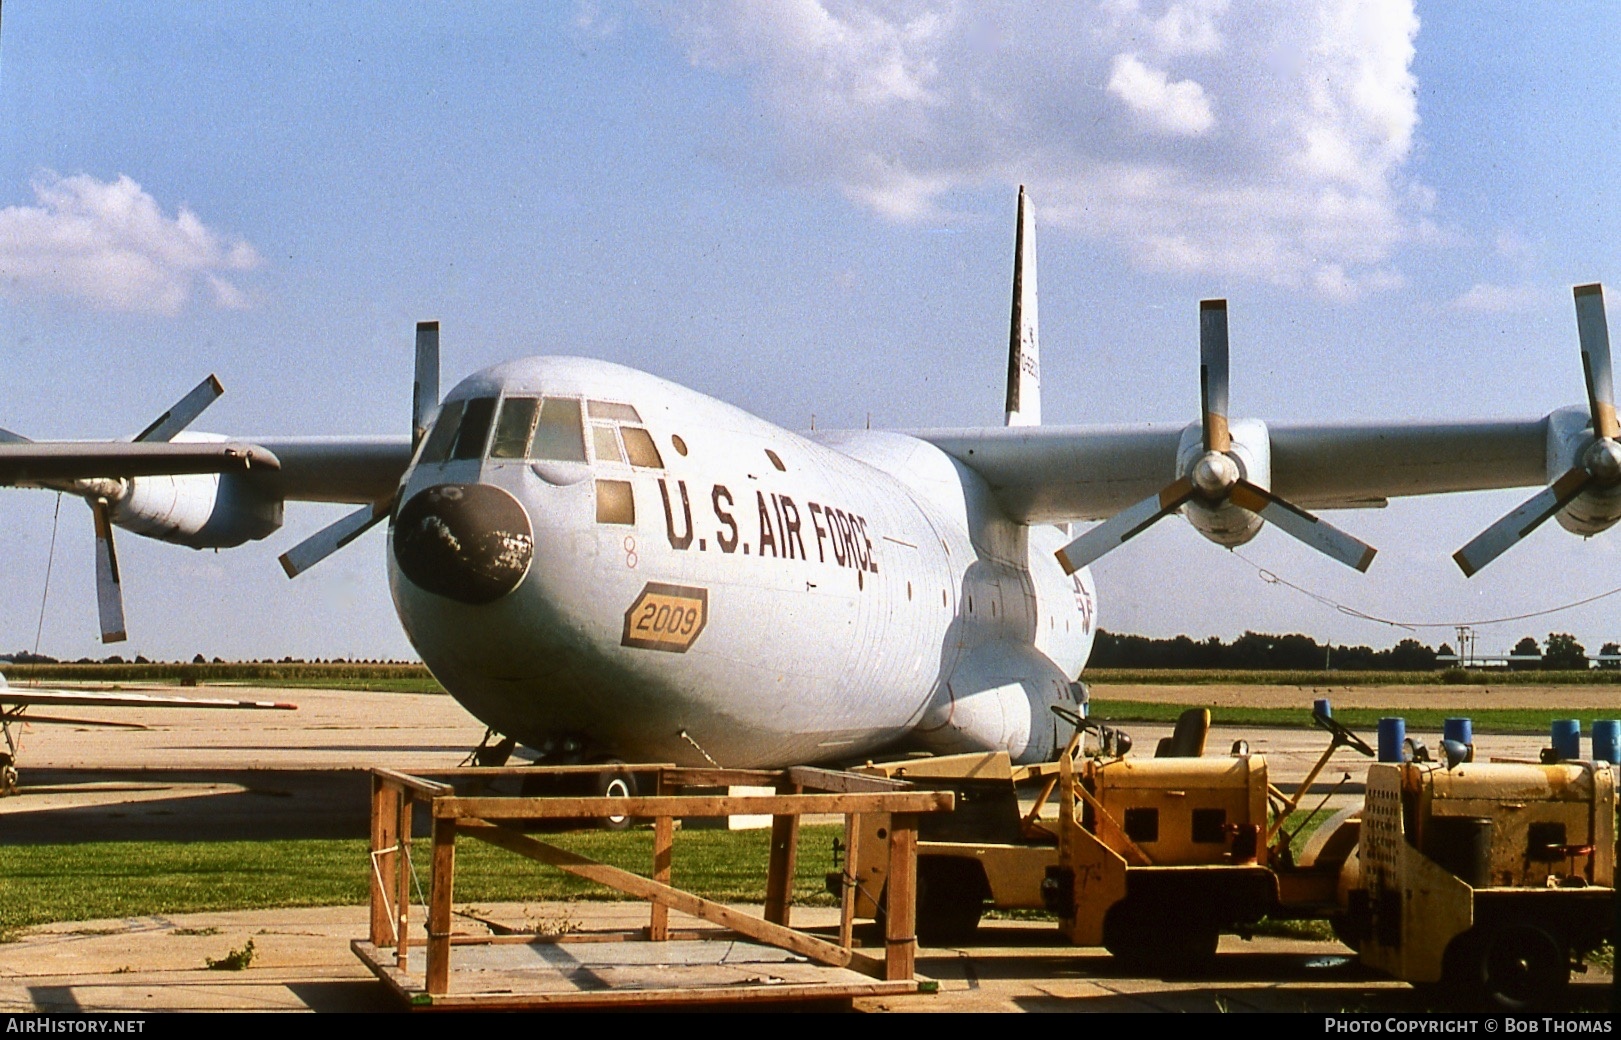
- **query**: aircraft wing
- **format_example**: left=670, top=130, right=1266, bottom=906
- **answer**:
left=0, top=441, right=281, bottom=485
left=0, top=687, right=297, bottom=712
left=243, top=436, right=412, bottom=504
left=916, top=418, right=1548, bottom=524
left=0, top=436, right=410, bottom=505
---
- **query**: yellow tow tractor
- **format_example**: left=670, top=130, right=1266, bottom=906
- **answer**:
left=1334, top=752, right=1615, bottom=1008
left=830, top=704, right=1373, bottom=955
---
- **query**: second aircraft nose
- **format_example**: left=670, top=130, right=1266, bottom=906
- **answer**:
left=393, top=483, right=534, bottom=604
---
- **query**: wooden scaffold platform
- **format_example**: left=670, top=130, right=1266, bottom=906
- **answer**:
left=352, top=764, right=955, bottom=1010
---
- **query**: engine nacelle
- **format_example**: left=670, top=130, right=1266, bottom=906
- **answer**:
left=1545, top=406, right=1621, bottom=536
left=1175, top=417, right=1272, bottom=548
left=109, top=471, right=282, bottom=548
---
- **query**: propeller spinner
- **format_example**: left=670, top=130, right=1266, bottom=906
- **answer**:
left=1055, top=300, right=1377, bottom=576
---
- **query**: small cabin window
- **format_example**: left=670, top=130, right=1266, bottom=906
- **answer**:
left=452, top=397, right=498, bottom=460
left=588, top=400, right=642, bottom=423
left=620, top=427, right=664, bottom=469
left=419, top=399, right=465, bottom=464
left=765, top=449, right=786, bottom=472
left=489, top=397, right=540, bottom=459
left=672, top=434, right=688, bottom=456
left=1191, top=808, right=1227, bottom=844
left=530, top=398, right=587, bottom=462
left=1123, top=807, right=1159, bottom=843
left=591, top=425, right=624, bottom=464
left=595, top=479, right=635, bottom=525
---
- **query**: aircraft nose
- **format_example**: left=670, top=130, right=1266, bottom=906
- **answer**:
left=393, top=483, right=534, bottom=604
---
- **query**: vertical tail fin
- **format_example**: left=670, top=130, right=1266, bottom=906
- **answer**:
left=1004, top=185, right=1040, bottom=427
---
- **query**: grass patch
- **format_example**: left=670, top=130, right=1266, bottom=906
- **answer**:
left=1089, top=700, right=1582, bottom=735
left=2, top=661, right=446, bottom=694
left=0, top=827, right=843, bottom=938
left=1088, top=668, right=1621, bottom=687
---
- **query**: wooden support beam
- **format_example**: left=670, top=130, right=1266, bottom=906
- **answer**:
left=368, top=774, right=398, bottom=947
left=394, top=791, right=413, bottom=969
left=786, top=766, right=911, bottom=794
left=884, top=814, right=918, bottom=981
left=838, top=813, right=862, bottom=950
left=460, top=819, right=889, bottom=978
left=425, top=817, right=457, bottom=995
left=660, top=768, right=783, bottom=788
left=371, top=767, right=453, bottom=797
left=649, top=815, right=673, bottom=941
left=433, top=791, right=953, bottom=820
left=763, top=783, right=802, bottom=926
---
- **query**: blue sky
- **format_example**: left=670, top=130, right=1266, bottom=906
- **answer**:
left=2, top=2, right=1620, bottom=663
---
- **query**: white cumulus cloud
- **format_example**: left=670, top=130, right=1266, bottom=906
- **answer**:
left=0, top=172, right=261, bottom=315
left=658, top=0, right=1425, bottom=297
left=1447, top=282, right=1542, bottom=314
left=1107, top=53, right=1214, bottom=135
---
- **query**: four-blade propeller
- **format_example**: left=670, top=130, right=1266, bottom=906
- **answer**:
left=1453, top=284, right=1621, bottom=577
left=277, top=321, right=439, bottom=578
left=1054, top=300, right=1377, bottom=576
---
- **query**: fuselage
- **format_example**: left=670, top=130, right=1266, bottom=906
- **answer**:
left=387, top=357, right=1096, bottom=768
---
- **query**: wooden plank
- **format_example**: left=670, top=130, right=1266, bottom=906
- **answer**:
left=409, top=981, right=916, bottom=1010
left=649, top=815, right=673, bottom=941
left=394, top=791, right=413, bottom=969
left=660, top=768, right=784, bottom=788
left=884, top=814, right=918, bottom=981
left=425, top=817, right=456, bottom=995
left=412, top=763, right=677, bottom=779
left=434, top=791, right=953, bottom=819
left=786, top=766, right=911, bottom=794
left=838, top=813, right=861, bottom=949
left=459, top=820, right=887, bottom=977
left=369, top=774, right=398, bottom=947
left=372, top=767, right=453, bottom=797
left=763, top=783, right=802, bottom=926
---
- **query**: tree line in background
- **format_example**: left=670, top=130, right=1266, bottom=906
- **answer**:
left=1090, top=630, right=1621, bottom=671
left=4, top=632, right=1618, bottom=672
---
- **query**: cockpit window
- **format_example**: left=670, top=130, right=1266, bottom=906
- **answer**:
left=588, top=400, right=642, bottom=423
left=529, top=397, right=587, bottom=462
left=419, top=399, right=465, bottom=465
left=620, top=426, right=664, bottom=469
left=452, top=397, right=498, bottom=460
left=489, top=397, right=540, bottom=459
left=591, top=425, right=623, bottom=464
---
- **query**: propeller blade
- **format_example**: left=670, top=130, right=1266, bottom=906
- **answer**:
left=1055, top=477, right=1196, bottom=575
left=414, top=321, right=440, bottom=448
left=91, top=500, right=128, bottom=643
left=278, top=500, right=391, bottom=578
left=133, top=375, right=224, bottom=443
left=1574, top=284, right=1617, bottom=440
left=1199, top=299, right=1230, bottom=453
left=1227, top=481, right=1377, bottom=572
left=1452, top=467, right=1592, bottom=577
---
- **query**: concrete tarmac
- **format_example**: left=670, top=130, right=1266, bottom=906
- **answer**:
left=0, top=684, right=1611, bottom=1013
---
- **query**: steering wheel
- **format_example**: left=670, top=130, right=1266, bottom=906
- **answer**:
left=1312, top=710, right=1375, bottom=758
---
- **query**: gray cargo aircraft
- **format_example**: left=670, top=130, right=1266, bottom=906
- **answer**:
left=2, top=190, right=1616, bottom=769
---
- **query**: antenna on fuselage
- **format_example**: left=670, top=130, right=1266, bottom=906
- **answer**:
left=1004, top=185, right=1040, bottom=427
